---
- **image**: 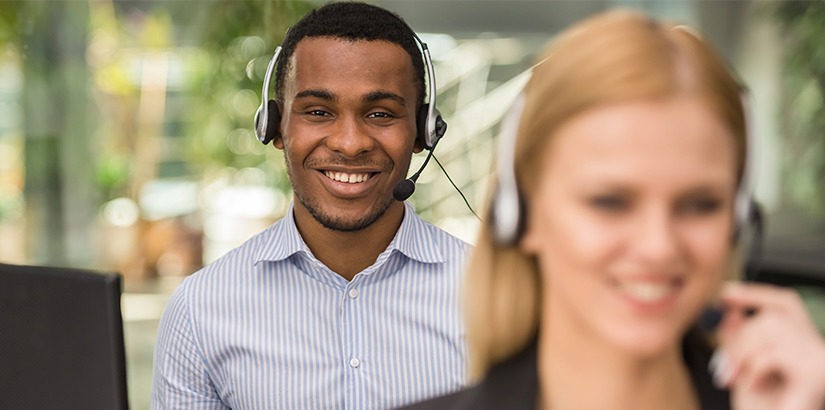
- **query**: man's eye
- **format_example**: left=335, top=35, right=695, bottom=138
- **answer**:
left=367, top=112, right=394, bottom=119
left=590, top=196, right=628, bottom=212
left=306, top=110, right=329, bottom=116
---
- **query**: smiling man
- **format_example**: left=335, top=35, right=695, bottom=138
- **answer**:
left=151, top=2, right=470, bottom=409
left=279, top=34, right=422, bottom=280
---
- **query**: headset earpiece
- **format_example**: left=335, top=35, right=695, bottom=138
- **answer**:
left=491, top=182, right=525, bottom=246
left=255, top=45, right=283, bottom=145
left=263, top=100, right=281, bottom=145
left=490, top=93, right=527, bottom=245
left=254, top=99, right=281, bottom=145
left=732, top=195, right=751, bottom=243
left=433, top=109, right=448, bottom=143
left=416, top=104, right=430, bottom=149
left=416, top=104, right=448, bottom=150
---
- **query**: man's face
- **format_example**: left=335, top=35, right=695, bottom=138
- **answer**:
left=275, top=37, right=420, bottom=232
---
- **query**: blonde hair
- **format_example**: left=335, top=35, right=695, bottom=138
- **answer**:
left=464, top=9, right=747, bottom=380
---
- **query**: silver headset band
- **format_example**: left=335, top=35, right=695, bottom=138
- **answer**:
left=255, top=45, right=282, bottom=142
left=254, top=27, right=438, bottom=146
left=421, top=44, right=439, bottom=147
left=736, top=86, right=755, bottom=229
left=407, top=29, right=440, bottom=148
left=492, top=67, right=753, bottom=244
left=492, top=93, right=526, bottom=244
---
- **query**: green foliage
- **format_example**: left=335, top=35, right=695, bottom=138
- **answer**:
left=0, top=2, right=23, bottom=45
left=775, top=1, right=825, bottom=214
left=95, top=154, right=133, bottom=201
left=180, top=0, right=314, bottom=183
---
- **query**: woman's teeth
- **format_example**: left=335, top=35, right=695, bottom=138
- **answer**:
left=324, top=171, right=372, bottom=183
left=619, top=281, right=678, bottom=303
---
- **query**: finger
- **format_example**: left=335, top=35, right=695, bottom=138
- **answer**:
left=719, top=312, right=785, bottom=387
left=722, top=303, right=825, bottom=410
left=718, top=306, right=750, bottom=344
left=734, top=345, right=785, bottom=394
left=720, top=282, right=810, bottom=326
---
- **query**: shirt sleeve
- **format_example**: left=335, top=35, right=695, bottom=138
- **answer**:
left=151, top=281, right=229, bottom=410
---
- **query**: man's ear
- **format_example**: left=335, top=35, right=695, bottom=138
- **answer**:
left=413, top=138, right=425, bottom=154
left=270, top=100, right=284, bottom=149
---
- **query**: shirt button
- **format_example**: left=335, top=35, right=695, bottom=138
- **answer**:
left=349, top=357, right=361, bottom=368
left=348, top=289, right=359, bottom=299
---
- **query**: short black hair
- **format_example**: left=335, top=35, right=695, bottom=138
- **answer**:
left=274, top=1, right=426, bottom=108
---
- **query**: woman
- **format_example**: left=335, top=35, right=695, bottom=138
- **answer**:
left=404, top=10, right=825, bottom=410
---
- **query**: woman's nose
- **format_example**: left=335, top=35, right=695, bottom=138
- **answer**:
left=632, top=207, right=681, bottom=265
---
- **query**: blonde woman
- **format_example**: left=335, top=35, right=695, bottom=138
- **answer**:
left=403, top=10, right=825, bottom=410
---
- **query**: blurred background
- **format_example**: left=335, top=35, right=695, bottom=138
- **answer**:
left=1, top=0, right=824, bottom=408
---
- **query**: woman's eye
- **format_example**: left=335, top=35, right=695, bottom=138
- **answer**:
left=679, top=198, right=722, bottom=215
left=590, top=196, right=628, bottom=212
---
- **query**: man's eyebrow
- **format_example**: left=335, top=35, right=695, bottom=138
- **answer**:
left=363, top=91, right=406, bottom=106
left=295, top=89, right=337, bottom=102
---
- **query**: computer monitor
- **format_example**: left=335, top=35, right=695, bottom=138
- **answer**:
left=0, top=263, right=129, bottom=410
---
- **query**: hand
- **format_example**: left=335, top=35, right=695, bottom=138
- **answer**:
left=711, top=282, right=825, bottom=410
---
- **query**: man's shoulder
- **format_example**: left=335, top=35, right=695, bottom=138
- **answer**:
left=185, top=217, right=287, bottom=283
left=406, top=210, right=473, bottom=254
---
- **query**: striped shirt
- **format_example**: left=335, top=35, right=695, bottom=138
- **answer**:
left=151, top=202, right=470, bottom=409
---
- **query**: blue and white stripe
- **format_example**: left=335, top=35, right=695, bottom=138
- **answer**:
left=152, top=202, right=470, bottom=409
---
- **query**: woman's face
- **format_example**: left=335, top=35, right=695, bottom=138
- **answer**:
left=521, top=96, right=738, bottom=357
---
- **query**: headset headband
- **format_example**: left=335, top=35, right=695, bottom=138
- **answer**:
left=254, top=25, right=445, bottom=149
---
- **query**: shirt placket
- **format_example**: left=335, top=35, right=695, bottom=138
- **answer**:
left=342, top=275, right=365, bottom=409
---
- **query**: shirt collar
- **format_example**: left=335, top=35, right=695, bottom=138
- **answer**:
left=390, top=201, right=446, bottom=264
left=254, top=201, right=445, bottom=265
left=254, top=202, right=308, bottom=264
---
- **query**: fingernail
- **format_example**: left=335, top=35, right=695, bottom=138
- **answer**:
left=709, top=349, right=731, bottom=388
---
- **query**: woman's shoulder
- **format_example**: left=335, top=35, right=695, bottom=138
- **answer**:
left=398, top=385, right=482, bottom=410
left=682, top=328, right=731, bottom=410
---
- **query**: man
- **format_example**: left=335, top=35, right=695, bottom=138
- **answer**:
left=151, top=2, right=469, bottom=409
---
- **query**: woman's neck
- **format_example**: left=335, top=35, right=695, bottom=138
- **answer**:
left=536, top=306, right=699, bottom=410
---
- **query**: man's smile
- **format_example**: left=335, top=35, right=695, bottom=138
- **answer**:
left=322, top=170, right=376, bottom=184
left=313, top=164, right=388, bottom=199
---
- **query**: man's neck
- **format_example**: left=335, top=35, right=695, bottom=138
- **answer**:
left=292, top=201, right=406, bottom=281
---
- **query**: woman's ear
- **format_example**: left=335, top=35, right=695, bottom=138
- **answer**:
left=519, top=214, right=540, bottom=255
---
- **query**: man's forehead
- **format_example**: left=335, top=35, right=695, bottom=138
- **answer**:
left=290, top=36, right=408, bottom=61
left=283, top=37, right=416, bottom=94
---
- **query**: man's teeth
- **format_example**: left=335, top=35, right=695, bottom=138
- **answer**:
left=324, top=171, right=371, bottom=183
left=620, top=281, right=677, bottom=303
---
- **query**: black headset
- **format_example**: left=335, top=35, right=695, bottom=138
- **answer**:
left=489, top=88, right=762, bottom=251
left=253, top=28, right=447, bottom=152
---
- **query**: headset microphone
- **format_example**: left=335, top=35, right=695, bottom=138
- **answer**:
left=393, top=148, right=434, bottom=201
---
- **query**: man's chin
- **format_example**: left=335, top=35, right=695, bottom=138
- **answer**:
left=316, top=213, right=381, bottom=232
left=301, top=197, right=395, bottom=233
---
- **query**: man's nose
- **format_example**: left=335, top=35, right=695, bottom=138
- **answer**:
left=325, top=116, right=375, bottom=157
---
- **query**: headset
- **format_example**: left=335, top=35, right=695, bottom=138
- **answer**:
left=489, top=88, right=763, bottom=256
left=253, top=26, right=448, bottom=202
